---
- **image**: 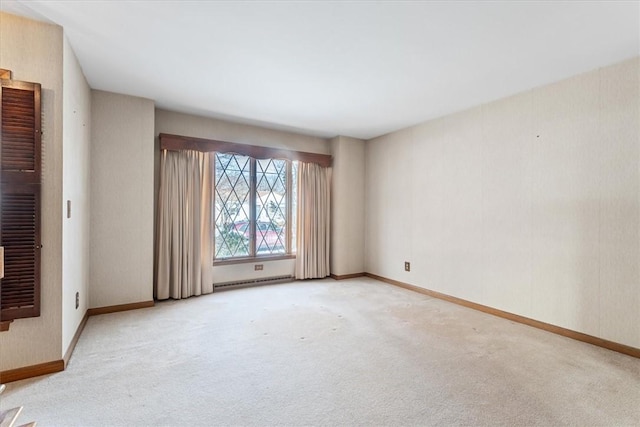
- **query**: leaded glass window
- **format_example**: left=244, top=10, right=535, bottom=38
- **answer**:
left=213, top=153, right=297, bottom=260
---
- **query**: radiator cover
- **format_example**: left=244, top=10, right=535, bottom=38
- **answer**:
left=213, top=275, right=294, bottom=291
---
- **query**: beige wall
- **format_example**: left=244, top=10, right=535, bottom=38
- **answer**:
left=62, top=36, right=92, bottom=354
left=155, top=109, right=330, bottom=154
left=330, top=136, right=365, bottom=276
left=365, top=57, right=640, bottom=348
left=0, top=13, right=64, bottom=370
left=154, top=109, right=331, bottom=284
left=90, top=91, right=155, bottom=308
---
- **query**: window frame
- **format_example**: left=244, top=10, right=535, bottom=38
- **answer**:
left=212, top=153, right=295, bottom=263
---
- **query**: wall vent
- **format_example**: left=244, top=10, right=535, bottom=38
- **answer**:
left=213, top=275, right=294, bottom=292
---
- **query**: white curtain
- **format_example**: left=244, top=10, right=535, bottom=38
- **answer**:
left=155, top=150, right=214, bottom=299
left=295, top=162, right=330, bottom=279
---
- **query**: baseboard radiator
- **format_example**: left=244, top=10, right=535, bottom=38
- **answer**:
left=213, top=275, right=294, bottom=292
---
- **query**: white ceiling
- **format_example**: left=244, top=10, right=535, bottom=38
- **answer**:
left=1, top=1, right=638, bottom=140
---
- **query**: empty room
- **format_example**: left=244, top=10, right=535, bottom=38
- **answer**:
left=0, top=1, right=639, bottom=426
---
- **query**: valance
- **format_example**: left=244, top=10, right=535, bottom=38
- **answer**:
left=159, top=133, right=332, bottom=167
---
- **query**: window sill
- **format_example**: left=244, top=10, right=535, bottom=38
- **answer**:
left=214, top=254, right=296, bottom=266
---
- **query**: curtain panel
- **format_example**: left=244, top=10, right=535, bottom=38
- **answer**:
left=295, top=162, right=331, bottom=279
left=155, top=150, right=214, bottom=299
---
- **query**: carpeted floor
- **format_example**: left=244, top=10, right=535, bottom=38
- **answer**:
left=2, top=277, right=639, bottom=426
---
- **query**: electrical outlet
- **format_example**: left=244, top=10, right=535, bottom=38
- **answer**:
left=404, top=262, right=410, bottom=272
left=75, top=291, right=79, bottom=309
left=255, top=264, right=263, bottom=271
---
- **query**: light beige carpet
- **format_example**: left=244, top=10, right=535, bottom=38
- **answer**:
left=2, top=277, right=639, bottom=426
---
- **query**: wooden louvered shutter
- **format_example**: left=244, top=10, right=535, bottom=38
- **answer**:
left=0, top=79, right=42, bottom=321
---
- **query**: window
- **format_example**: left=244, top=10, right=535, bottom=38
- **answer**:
left=213, top=153, right=297, bottom=260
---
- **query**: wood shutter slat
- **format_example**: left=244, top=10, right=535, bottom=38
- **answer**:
left=1, top=79, right=42, bottom=321
left=1, top=87, right=36, bottom=172
left=0, top=185, right=40, bottom=319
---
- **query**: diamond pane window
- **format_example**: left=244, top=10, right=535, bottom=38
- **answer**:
left=256, top=159, right=287, bottom=255
left=213, top=153, right=296, bottom=261
left=214, top=153, right=251, bottom=258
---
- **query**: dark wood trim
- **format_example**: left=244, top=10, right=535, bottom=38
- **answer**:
left=1, top=80, right=42, bottom=322
left=63, top=312, right=89, bottom=366
left=365, top=273, right=640, bottom=359
left=330, top=273, right=365, bottom=280
left=0, top=320, right=11, bottom=332
left=87, top=300, right=154, bottom=316
left=159, top=133, right=332, bottom=167
left=0, top=360, right=64, bottom=383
